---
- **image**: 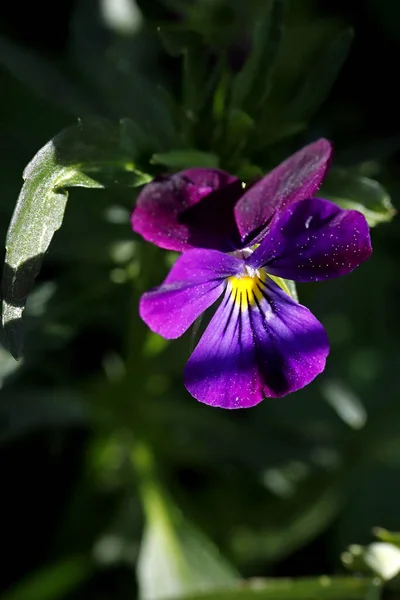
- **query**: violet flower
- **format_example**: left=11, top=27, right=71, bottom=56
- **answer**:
left=131, top=140, right=372, bottom=409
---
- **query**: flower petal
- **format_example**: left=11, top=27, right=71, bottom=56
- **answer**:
left=184, top=277, right=329, bottom=408
left=248, top=198, right=372, bottom=282
left=140, top=249, right=243, bottom=339
left=234, top=138, right=333, bottom=242
left=132, top=168, right=242, bottom=252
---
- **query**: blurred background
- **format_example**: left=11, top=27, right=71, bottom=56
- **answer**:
left=1, top=0, right=400, bottom=598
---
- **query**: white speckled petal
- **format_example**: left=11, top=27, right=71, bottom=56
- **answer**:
left=184, top=278, right=329, bottom=409
left=248, top=198, right=372, bottom=282
left=139, top=249, right=243, bottom=339
left=234, top=138, right=333, bottom=242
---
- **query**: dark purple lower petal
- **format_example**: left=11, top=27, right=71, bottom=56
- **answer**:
left=132, top=168, right=242, bottom=252
left=184, top=276, right=329, bottom=408
left=234, top=138, right=333, bottom=243
left=248, top=198, right=372, bottom=282
left=140, top=249, right=243, bottom=338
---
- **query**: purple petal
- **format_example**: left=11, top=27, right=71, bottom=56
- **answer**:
left=132, top=168, right=242, bottom=252
left=184, top=277, right=329, bottom=408
left=139, top=249, right=243, bottom=338
left=234, top=138, right=333, bottom=242
left=248, top=198, right=372, bottom=282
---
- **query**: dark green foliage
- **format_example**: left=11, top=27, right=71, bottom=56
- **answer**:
left=0, top=1, right=400, bottom=599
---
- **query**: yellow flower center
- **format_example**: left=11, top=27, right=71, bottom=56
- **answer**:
left=228, top=268, right=293, bottom=308
left=228, top=268, right=265, bottom=309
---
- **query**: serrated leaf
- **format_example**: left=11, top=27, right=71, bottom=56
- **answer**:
left=0, top=556, right=92, bottom=600
left=151, top=150, right=220, bottom=169
left=286, top=29, right=353, bottom=122
left=2, top=119, right=151, bottom=358
left=320, top=169, right=396, bottom=227
left=134, top=442, right=238, bottom=600
left=232, top=0, right=286, bottom=111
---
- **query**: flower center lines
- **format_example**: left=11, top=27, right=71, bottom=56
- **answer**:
left=227, top=270, right=266, bottom=309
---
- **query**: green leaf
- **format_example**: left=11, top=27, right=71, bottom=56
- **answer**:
left=151, top=150, right=220, bottom=169
left=231, top=472, right=344, bottom=565
left=286, top=29, right=353, bottom=122
left=0, top=340, right=22, bottom=387
left=374, top=527, right=400, bottom=548
left=157, top=26, right=203, bottom=58
left=268, top=276, right=298, bottom=302
left=0, top=556, right=92, bottom=600
left=0, top=35, right=95, bottom=116
left=0, top=388, right=87, bottom=444
left=138, top=515, right=238, bottom=600
left=320, top=169, right=396, bottom=227
left=182, top=44, right=208, bottom=116
left=70, top=0, right=176, bottom=149
left=2, top=118, right=151, bottom=358
left=283, top=279, right=299, bottom=302
left=321, top=379, right=367, bottom=430
left=224, top=110, right=255, bottom=158
left=133, top=442, right=238, bottom=600
left=232, top=0, right=286, bottom=111
left=163, top=577, right=379, bottom=600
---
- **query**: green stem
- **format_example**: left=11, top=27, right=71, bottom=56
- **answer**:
left=130, top=438, right=173, bottom=530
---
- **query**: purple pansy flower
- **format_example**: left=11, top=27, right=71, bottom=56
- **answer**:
left=132, top=139, right=372, bottom=409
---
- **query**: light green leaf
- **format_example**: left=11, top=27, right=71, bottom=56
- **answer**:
left=138, top=517, right=238, bottom=600
left=133, top=442, right=238, bottom=600
left=2, top=118, right=151, bottom=358
left=287, top=29, right=353, bottom=122
left=151, top=150, right=220, bottom=169
left=268, top=276, right=298, bottom=302
left=232, top=0, right=286, bottom=111
left=320, top=169, right=396, bottom=227
left=283, top=279, right=299, bottom=302
left=321, top=379, right=367, bottom=430
left=0, top=556, right=92, bottom=600
left=374, top=527, right=400, bottom=548
left=278, top=278, right=298, bottom=302
left=165, top=576, right=379, bottom=600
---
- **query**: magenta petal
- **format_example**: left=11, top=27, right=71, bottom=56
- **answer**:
left=234, top=138, right=333, bottom=241
left=132, top=168, right=242, bottom=252
left=248, top=198, right=372, bottom=282
left=184, top=278, right=329, bottom=409
left=139, top=249, right=243, bottom=338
